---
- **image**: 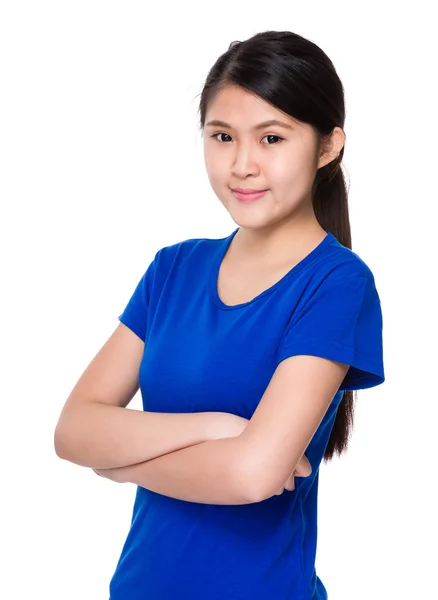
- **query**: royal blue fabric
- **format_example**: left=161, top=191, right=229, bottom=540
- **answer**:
left=109, top=227, right=385, bottom=599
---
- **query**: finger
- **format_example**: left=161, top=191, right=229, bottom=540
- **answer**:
left=295, top=456, right=312, bottom=477
left=284, top=475, right=295, bottom=491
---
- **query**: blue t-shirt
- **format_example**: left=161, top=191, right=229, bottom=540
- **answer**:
left=109, top=227, right=385, bottom=599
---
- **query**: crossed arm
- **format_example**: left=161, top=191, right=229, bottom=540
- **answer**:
left=92, top=355, right=349, bottom=504
left=58, top=354, right=346, bottom=505
left=94, top=433, right=259, bottom=505
left=93, top=417, right=308, bottom=504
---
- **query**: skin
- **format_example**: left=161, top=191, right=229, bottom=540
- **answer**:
left=93, top=414, right=311, bottom=495
left=203, top=84, right=345, bottom=266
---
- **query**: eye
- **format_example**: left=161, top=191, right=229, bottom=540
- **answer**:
left=210, top=132, right=232, bottom=143
left=209, top=132, right=284, bottom=144
left=261, top=134, right=284, bottom=144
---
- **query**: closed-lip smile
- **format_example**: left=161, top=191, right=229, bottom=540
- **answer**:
left=231, top=187, right=267, bottom=193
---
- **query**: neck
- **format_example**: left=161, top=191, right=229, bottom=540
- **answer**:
left=232, top=217, right=327, bottom=264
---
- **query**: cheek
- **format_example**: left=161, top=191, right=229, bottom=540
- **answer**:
left=205, top=154, right=228, bottom=185
left=268, top=152, right=311, bottom=185
left=268, top=159, right=298, bottom=185
left=204, top=146, right=218, bottom=172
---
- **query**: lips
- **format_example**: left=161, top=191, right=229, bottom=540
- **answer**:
left=231, top=188, right=268, bottom=202
left=232, top=188, right=267, bottom=194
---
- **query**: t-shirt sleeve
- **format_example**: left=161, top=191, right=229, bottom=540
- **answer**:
left=276, top=265, right=385, bottom=391
left=117, top=251, right=159, bottom=343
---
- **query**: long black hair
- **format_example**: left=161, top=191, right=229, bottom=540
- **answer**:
left=198, top=30, right=354, bottom=461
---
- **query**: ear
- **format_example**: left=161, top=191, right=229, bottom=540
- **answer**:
left=317, top=126, right=345, bottom=169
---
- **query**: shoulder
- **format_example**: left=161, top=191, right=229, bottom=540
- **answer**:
left=136, top=232, right=225, bottom=292
left=320, top=234, right=377, bottom=284
left=152, top=231, right=227, bottom=268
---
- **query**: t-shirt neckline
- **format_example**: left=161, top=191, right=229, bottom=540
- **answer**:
left=208, top=227, right=335, bottom=311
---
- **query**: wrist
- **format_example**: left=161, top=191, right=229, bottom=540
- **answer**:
left=202, top=412, right=231, bottom=441
left=203, top=412, right=248, bottom=442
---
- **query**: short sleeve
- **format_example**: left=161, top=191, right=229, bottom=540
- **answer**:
left=277, top=268, right=385, bottom=391
left=118, top=252, right=159, bottom=343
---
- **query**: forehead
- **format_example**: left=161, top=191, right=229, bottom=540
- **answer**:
left=205, top=85, right=300, bottom=128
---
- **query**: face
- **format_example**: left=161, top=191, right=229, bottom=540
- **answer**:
left=203, top=85, right=333, bottom=230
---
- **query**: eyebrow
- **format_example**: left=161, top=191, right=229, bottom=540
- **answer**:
left=204, top=119, right=294, bottom=131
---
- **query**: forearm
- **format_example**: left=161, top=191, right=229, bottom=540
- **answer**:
left=54, top=402, right=213, bottom=469
left=96, top=436, right=257, bottom=505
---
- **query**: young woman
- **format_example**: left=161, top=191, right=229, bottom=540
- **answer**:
left=55, top=30, right=385, bottom=599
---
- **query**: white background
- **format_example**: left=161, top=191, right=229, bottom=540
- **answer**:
left=1, top=1, right=437, bottom=598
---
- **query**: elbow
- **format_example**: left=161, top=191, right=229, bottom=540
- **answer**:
left=233, top=448, right=273, bottom=504
left=244, top=471, right=282, bottom=503
left=235, top=449, right=286, bottom=503
left=54, top=409, right=78, bottom=461
left=244, top=473, right=273, bottom=503
left=54, top=402, right=103, bottom=467
left=54, top=423, right=70, bottom=460
left=237, top=470, right=271, bottom=504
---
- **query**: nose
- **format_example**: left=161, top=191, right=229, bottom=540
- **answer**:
left=230, top=144, right=261, bottom=179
